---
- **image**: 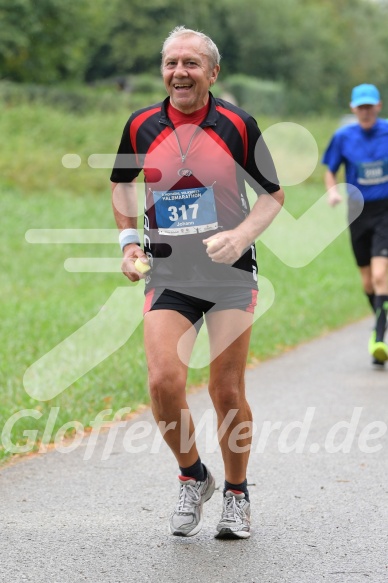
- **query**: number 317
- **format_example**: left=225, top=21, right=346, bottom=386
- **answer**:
left=168, top=203, right=198, bottom=222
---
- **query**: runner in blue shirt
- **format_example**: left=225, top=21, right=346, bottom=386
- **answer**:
left=323, top=84, right=388, bottom=366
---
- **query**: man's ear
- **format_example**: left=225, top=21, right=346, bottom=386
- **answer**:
left=210, top=64, right=220, bottom=85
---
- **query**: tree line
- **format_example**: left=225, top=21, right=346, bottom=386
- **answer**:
left=1, top=0, right=388, bottom=113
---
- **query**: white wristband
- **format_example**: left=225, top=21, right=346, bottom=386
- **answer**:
left=119, top=228, right=141, bottom=251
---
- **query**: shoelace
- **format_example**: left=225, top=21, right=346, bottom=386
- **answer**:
left=176, top=482, right=201, bottom=513
left=222, top=496, right=246, bottom=523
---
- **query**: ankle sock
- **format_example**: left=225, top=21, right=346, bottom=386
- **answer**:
left=179, top=457, right=206, bottom=482
left=374, top=295, right=388, bottom=342
left=224, top=479, right=249, bottom=502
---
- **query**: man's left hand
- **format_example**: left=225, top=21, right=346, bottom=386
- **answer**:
left=203, top=231, right=249, bottom=264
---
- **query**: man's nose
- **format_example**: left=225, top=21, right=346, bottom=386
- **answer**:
left=174, top=61, right=189, bottom=75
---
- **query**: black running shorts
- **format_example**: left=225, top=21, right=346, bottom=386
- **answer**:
left=349, top=198, right=388, bottom=267
left=143, top=287, right=258, bottom=328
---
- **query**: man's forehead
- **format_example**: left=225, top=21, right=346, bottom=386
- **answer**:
left=163, top=36, right=207, bottom=59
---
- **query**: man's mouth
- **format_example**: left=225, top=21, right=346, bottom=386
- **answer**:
left=173, top=84, right=193, bottom=91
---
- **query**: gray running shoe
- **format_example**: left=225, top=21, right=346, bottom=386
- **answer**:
left=169, top=467, right=215, bottom=537
left=215, top=490, right=251, bottom=539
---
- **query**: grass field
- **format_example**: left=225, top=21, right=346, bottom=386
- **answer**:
left=0, top=103, right=369, bottom=463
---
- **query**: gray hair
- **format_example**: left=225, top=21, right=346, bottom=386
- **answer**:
left=161, top=26, right=221, bottom=70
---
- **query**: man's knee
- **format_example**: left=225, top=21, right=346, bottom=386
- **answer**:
left=372, top=272, right=388, bottom=289
left=148, top=369, right=186, bottom=411
left=371, top=258, right=388, bottom=291
left=209, top=381, right=246, bottom=414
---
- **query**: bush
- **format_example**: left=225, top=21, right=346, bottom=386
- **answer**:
left=126, top=74, right=164, bottom=95
left=0, top=81, right=133, bottom=113
left=0, top=78, right=166, bottom=114
left=218, top=75, right=285, bottom=117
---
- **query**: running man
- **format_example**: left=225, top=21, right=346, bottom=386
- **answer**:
left=110, top=26, right=284, bottom=538
left=323, top=83, right=388, bottom=367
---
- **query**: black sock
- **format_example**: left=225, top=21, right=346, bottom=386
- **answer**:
left=179, top=457, right=206, bottom=482
left=374, top=295, right=388, bottom=342
left=366, top=292, right=375, bottom=313
left=224, top=479, right=249, bottom=502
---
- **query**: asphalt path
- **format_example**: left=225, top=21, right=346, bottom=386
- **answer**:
left=0, top=317, right=387, bottom=583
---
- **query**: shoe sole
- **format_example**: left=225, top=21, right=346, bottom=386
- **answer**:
left=170, top=515, right=203, bottom=537
left=372, top=359, right=386, bottom=368
left=215, top=527, right=250, bottom=539
left=169, top=475, right=216, bottom=537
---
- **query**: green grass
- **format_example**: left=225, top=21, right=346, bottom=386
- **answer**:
left=0, top=103, right=369, bottom=463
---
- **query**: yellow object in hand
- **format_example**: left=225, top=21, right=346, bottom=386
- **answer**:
left=134, top=258, right=151, bottom=274
left=206, top=238, right=219, bottom=248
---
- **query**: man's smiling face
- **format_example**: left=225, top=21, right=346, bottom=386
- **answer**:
left=162, top=34, right=219, bottom=114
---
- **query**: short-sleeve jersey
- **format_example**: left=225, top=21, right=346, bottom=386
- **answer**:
left=322, top=119, right=388, bottom=202
left=111, top=93, right=280, bottom=292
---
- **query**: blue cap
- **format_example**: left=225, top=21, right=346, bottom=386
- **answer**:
left=350, top=84, right=380, bottom=107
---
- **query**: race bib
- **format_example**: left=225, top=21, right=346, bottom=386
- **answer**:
left=357, top=160, right=388, bottom=185
left=152, top=186, right=218, bottom=236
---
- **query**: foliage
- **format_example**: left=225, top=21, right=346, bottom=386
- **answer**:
left=0, top=0, right=112, bottom=83
left=218, top=0, right=388, bottom=112
left=0, top=78, right=166, bottom=115
left=2, top=0, right=388, bottom=112
left=218, top=75, right=285, bottom=117
left=84, top=0, right=231, bottom=79
left=0, top=81, right=130, bottom=113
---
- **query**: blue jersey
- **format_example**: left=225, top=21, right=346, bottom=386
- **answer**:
left=322, top=119, right=388, bottom=202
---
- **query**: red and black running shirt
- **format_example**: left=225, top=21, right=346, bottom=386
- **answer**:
left=110, top=93, right=280, bottom=292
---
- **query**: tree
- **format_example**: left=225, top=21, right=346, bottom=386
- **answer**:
left=2, top=0, right=388, bottom=113
left=0, top=0, right=110, bottom=83
left=86, top=0, right=232, bottom=80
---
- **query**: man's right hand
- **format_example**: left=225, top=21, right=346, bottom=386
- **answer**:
left=121, top=244, right=149, bottom=281
left=325, top=170, right=343, bottom=207
left=327, top=189, right=343, bottom=207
